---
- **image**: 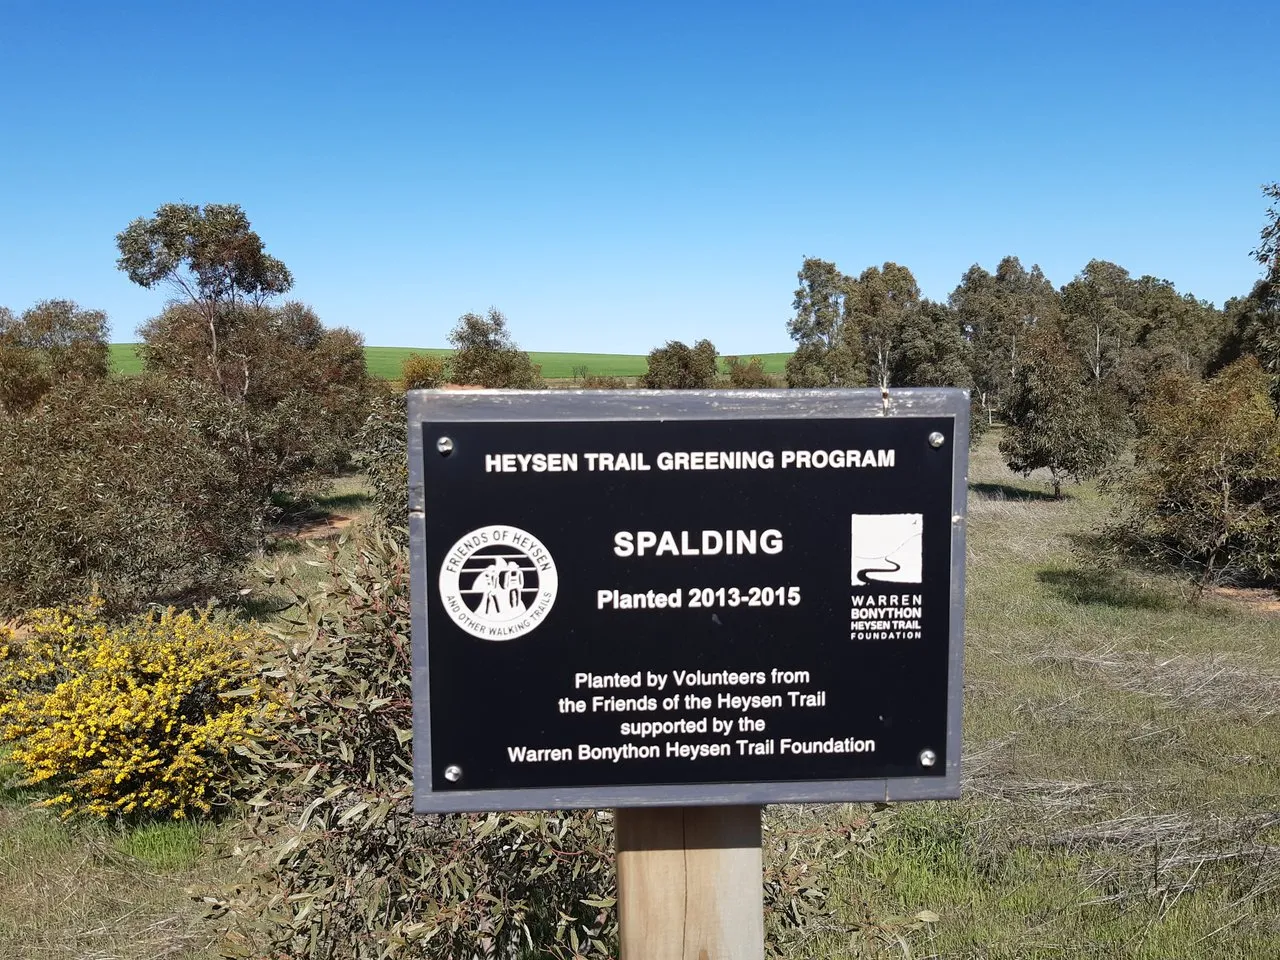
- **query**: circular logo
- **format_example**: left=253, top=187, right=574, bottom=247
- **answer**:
left=438, top=525, right=559, bottom=641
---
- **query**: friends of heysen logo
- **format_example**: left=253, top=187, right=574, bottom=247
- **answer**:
left=438, top=525, right=559, bottom=640
left=851, top=514, right=923, bottom=585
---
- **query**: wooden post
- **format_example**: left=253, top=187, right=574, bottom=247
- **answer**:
left=615, top=805, right=764, bottom=960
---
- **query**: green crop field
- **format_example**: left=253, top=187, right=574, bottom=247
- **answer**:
left=109, top=343, right=143, bottom=375
left=110, top=344, right=792, bottom=380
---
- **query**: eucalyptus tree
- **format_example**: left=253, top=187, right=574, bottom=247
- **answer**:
left=848, top=262, right=921, bottom=390
left=1253, top=182, right=1280, bottom=286
left=889, top=298, right=982, bottom=442
left=117, top=203, right=293, bottom=396
left=949, top=255, right=1060, bottom=421
left=1121, top=276, right=1225, bottom=393
left=1000, top=326, right=1127, bottom=498
left=448, top=308, right=542, bottom=388
left=1108, top=358, right=1280, bottom=587
left=1217, top=184, right=1280, bottom=404
left=891, top=300, right=973, bottom=389
left=1059, top=259, right=1141, bottom=386
left=1060, top=260, right=1225, bottom=406
left=784, top=257, right=865, bottom=387
left=1248, top=182, right=1280, bottom=389
left=120, top=204, right=372, bottom=493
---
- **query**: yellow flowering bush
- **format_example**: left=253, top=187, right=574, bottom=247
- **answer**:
left=0, top=599, right=270, bottom=820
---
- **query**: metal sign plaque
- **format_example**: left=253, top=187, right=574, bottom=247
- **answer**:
left=408, top=389, right=967, bottom=812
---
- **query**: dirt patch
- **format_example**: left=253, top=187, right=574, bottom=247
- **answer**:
left=1, top=617, right=29, bottom=640
left=278, top=513, right=354, bottom=541
left=1208, top=586, right=1280, bottom=615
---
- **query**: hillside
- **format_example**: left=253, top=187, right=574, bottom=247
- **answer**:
left=108, top=344, right=792, bottom=380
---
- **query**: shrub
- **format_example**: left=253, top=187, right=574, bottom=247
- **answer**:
left=356, top=391, right=408, bottom=539
left=139, top=301, right=375, bottom=488
left=402, top=352, right=447, bottom=390
left=725, top=355, right=776, bottom=388
left=999, top=327, right=1128, bottom=497
left=0, top=374, right=268, bottom=615
left=0, top=599, right=269, bottom=820
left=569, top=365, right=627, bottom=389
left=217, top=531, right=838, bottom=959
left=0, top=299, right=109, bottom=415
left=641, top=338, right=718, bottom=389
left=448, top=309, right=542, bottom=388
left=215, top=531, right=615, bottom=959
left=1104, top=357, right=1280, bottom=586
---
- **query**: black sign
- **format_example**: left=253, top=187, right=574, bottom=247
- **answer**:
left=409, top=391, right=966, bottom=812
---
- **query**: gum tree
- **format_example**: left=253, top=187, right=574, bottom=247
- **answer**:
left=116, top=203, right=293, bottom=395
left=999, top=327, right=1127, bottom=498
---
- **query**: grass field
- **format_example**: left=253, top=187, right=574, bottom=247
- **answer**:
left=109, top=342, right=142, bottom=374
left=2, top=433, right=1277, bottom=957
left=109, top=343, right=793, bottom=380
left=0, top=758, right=234, bottom=960
left=805, top=439, right=1280, bottom=958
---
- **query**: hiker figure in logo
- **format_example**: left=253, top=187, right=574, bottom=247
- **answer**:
left=478, top=565, right=503, bottom=616
left=477, top=558, right=528, bottom=619
left=505, top=563, right=525, bottom=610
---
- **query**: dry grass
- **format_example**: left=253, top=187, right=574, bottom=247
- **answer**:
left=0, top=799, right=234, bottom=960
left=1037, top=645, right=1280, bottom=719
left=819, top=433, right=1280, bottom=958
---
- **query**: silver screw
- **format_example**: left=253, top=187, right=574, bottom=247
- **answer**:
left=437, top=436, right=454, bottom=455
left=928, top=431, right=945, bottom=448
left=919, top=749, right=937, bottom=768
left=443, top=764, right=463, bottom=782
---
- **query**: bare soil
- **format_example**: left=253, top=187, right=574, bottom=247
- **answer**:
left=277, top=513, right=353, bottom=541
left=1209, top=585, right=1280, bottom=615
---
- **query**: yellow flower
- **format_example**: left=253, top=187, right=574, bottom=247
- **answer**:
left=0, top=601, right=271, bottom=820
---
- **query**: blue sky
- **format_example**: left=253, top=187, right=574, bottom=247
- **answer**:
left=1, top=1, right=1276, bottom=354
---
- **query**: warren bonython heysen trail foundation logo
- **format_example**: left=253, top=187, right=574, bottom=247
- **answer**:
left=851, top=513, right=923, bottom=585
left=438, top=525, right=559, bottom=640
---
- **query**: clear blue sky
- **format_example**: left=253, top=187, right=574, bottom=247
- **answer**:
left=1, top=1, right=1276, bottom=354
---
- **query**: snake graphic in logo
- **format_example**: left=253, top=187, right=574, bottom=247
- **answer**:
left=438, top=525, right=558, bottom=640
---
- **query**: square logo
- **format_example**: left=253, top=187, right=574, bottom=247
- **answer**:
left=851, top=514, right=923, bottom=585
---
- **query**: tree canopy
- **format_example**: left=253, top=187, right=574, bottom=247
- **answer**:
left=447, top=309, right=542, bottom=388
left=784, top=257, right=865, bottom=388
left=117, top=203, right=294, bottom=397
left=0, top=299, right=109, bottom=415
left=1252, top=182, right=1280, bottom=287
left=998, top=327, right=1127, bottom=498
left=950, top=256, right=1060, bottom=420
left=116, top=203, right=293, bottom=310
left=785, top=257, right=970, bottom=393
left=641, top=339, right=718, bottom=389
